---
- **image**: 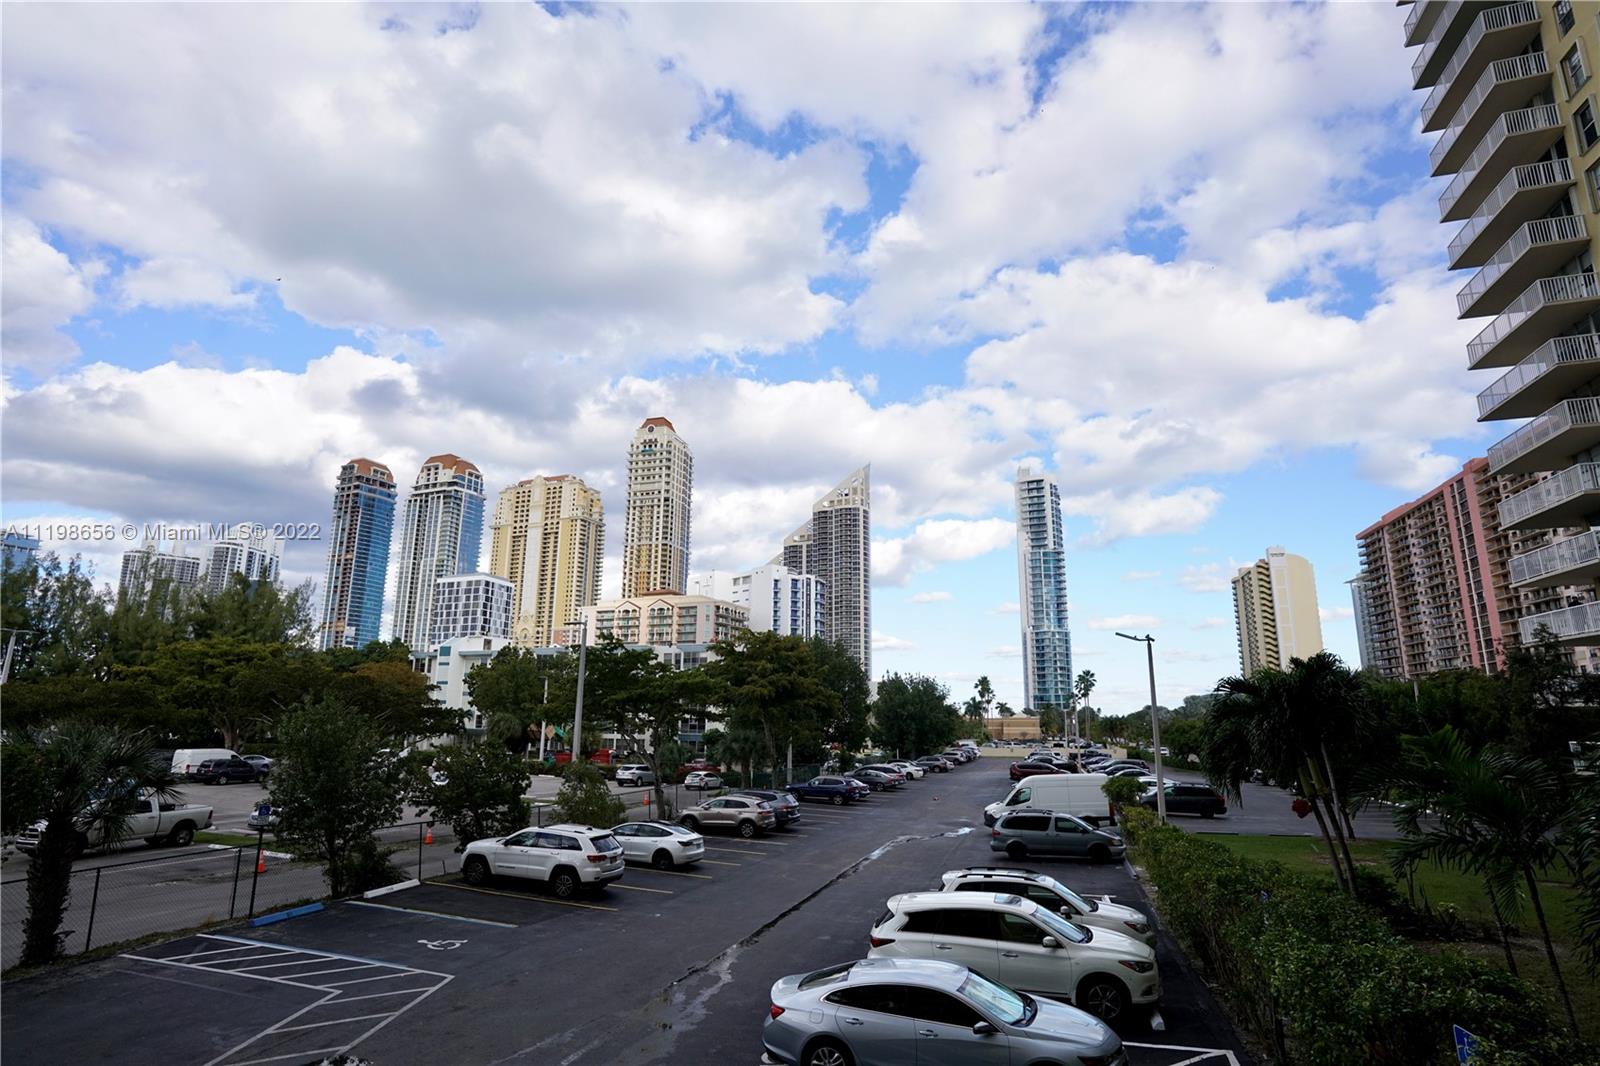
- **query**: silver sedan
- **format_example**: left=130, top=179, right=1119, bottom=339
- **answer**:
left=609, top=820, right=705, bottom=869
left=762, top=957, right=1126, bottom=1066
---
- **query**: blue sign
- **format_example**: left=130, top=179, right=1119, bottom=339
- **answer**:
left=1453, top=1025, right=1479, bottom=1064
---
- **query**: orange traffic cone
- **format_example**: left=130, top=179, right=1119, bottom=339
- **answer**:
left=256, top=852, right=266, bottom=874
left=424, top=826, right=434, bottom=846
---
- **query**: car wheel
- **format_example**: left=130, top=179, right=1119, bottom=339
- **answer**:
left=550, top=868, right=580, bottom=899
left=217, top=775, right=230, bottom=786
left=831, top=795, right=845, bottom=806
left=1089, top=843, right=1111, bottom=863
left=680, top=815, right=700, bottom=832
left=1078, top=975, right=1131, bottom=1023
left=738, top=820, right=757, bottom=839
left=651, top=849, right=674, bottom=870
left=463, top=856, right=490, bottom=885
left=168, top=823, right=195, bottom=848
left=1200, top=810, right=1215, bottom=819
left=803, top=1037, right=854, bottom=1066
left=1005, top=841, right=1027, bottom=860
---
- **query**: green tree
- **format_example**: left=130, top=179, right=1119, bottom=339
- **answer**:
left=1101, top=773, right=1145, bottom=818
left=579, top=638, right=713, bottom=814
left=415, top=741, right=532, bottom=849
left=873, top=673, right=961, bottom=757
left=131, top=639, right=300, bottom=750
left=1565, top=769, right=1600, bottom=976
left=103, top=570, right=193, bottom=668
left=973, top=676, right=996, bottom=718
left=188, top=573, right=316, bottom=645
left=0, top=552, right=112, bottom=681
left=707, top=630, right=835, bottom=786
left=465, top=645, right=568, bottom=751
left=1074, top=670, right=1097, bottom=740
left=1161, top=717, right=1205, bottom=763
left=811, top=637, right=872, bottom=759
left=995, top=700, right=1015, bottom=718
left=552, top=761, right=625, bottom=826
left=269, top=700, right=408, bottom=897
left=2, top=723, right=180, bottom=964
left=327, top=658, right=455, bottom=740
left=1038, top=705, right=1065, bottom=737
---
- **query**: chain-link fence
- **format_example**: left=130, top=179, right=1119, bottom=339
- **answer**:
left=1, top=821, right=457, bottom=971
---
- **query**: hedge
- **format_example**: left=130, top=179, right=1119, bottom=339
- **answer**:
left=1120, top=808, right=1597, bottom=1065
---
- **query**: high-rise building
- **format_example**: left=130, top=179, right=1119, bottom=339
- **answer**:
left=1014, top=464, right=1073, bottom=712
left=392, top=454, right=486, bottom=651
left=1231, top=547, right=1324, bottom=676
left=621, top=417, right=693, bottom=597
left=117, top=542, right=201, bottom=601
left=772, top=466, right=872, bottom=676
left=1354, top=457, right=1599, bottom=679
left=429, top=573, right=514, bottom=646
left=203, top=524, right=283, bottom=596
left=1402, top=2, right=1600, bottom=648
left=692, top=564, right=825, bottom=638
left=489, top=475, right=605, bottom=647
left=318, top=458, right=398, bottom=651
left=581, top=592, right=748, bottom=648
left=2, top=532, right=40, bottom=571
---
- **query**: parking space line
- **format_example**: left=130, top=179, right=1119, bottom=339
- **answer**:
left=273, top=1010, right=396, bottom=1032
left=157, top=945, right=288, bottom=963
left=122, top=953, right=331, bottom=992
left=320, top=971, right=411, bottom=988
left=699, top=858, right=742, bottom=866
left=629, top=866, right=713, bottom=880
left=1124, top=1042, right=1241, bottom=1066
left=346, top=899, right=517, bottom=927
left=609, top=883, right=673, bottom=894
left=433, top=880, right=618, bottom=911
left=234, top=956, right=367, bottom=973
left=228, top=1047, right=344, bottom=1066
left=704, top=847, right=760, bottom=857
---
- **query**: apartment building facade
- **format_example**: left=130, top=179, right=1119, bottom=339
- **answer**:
left=204, top=524, right=283, bottom=596
left=772, top=466, right=872, bottom=676
left=581, top=592, right=748, bottom=648
left=621, top=417, right=693, bottom=598
left=428, top=572, right=514, bottom=647
left=1405, top=0, right=1600, bottom=647
left=489, top=475, right=604, bottom=647
left=1014, top=464, right=1074, bottom=712
left=318, top=458, right=397, bottom=650
left=692, top=564, right=825, bottom=639
left=1231, top=547, right=1325, bottom=676
left=392, top=453, right=486, bottom=651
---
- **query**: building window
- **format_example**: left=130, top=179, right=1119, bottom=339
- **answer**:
left=1566, top=46, right=1591, bottom=96
left=1556, top=0, right=1574, bottom=36
left=1577, top=100, right=1599, bottom=152
left=1588, top=160, right=1600, bottom=213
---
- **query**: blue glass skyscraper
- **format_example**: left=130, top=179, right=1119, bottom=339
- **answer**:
left=319, top=458, right=398, bottom=650
left=1014, top=464, right=1073, bottom=714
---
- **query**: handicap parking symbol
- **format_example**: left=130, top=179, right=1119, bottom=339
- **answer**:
left=418, top=938, right=467, bottom=951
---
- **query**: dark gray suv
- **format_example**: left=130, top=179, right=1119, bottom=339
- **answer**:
left=990, top=809, right=1126, bottom=863
left=729, top=788, right=802, bottom=826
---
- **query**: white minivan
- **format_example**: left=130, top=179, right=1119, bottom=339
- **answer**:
left=984, top=773, right=1112, bottom=827
left=171, top=748, right=241, bottom=776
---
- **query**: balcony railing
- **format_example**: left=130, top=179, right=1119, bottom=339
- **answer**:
left=1467, top=273, right=1600, bottom=368
left=1417, top=1, right=1539, bottom=96
left=1478, top=333, right=1600, bottom=418
left=1404, top=0, right=1438, bottom=46
left=1412, top=0, right=1469, bottom=85
left=1457, top=214, right=1588, bottom=316
left=1487, top=395, right=1600, bottom=472
left=1518, top=600, right=1600, bottom=645
left=1499, top=463, right=1600, bottom=527
left=1439, top=104, right=1563, bottom=220
left=1430, top=52, right=1550, bottom=172
left=1448, top=159, right=1575, bottom=266
left=1509, top=530, right=1600, bottom=587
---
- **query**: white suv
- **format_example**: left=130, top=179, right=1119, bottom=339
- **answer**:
left=462, top=824, right=625, bottom=899
left=867, top=891, right=1159, bottom=1024
left=937, top=868, right=1155, bottom=946
left=615, top=764, right=655, bottom=786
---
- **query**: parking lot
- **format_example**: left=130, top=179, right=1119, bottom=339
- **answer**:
left=2, top=758, right=1250, bottom=1065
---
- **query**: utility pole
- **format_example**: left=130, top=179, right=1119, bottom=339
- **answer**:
left=1116, top=632, right=1168, bottom=825
left=572, top=617, right=589, bottom=763
left=538, top=674, right=550, bottom=762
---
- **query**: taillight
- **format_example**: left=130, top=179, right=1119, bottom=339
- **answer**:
left=769, top=1004, right=785, bottom=1020
left=869, top=935, right=895, bottom=947
left=586, top=854, right=605, bottom=863
left=991, top=828, right=999, bottom=837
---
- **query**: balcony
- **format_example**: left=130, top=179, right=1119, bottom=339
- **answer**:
left=1518, top=600, right=1600, bottom=645
left=1487, top=396, right=1600, bottom=475
left=1467, top=273, right=1600, bottom=369
left=1429, top=52, right=1551, bottom=174
left=1499, top=463, right=1600, bottom=530
left=1415, top=1, right=1541, bottom=97
left=1509, top=531, right=1600, bottom=588
left=1449, top=159, right=1575, bottom=268
left=1478, top=334, right=1600, bottom=419
left=1458, top=215, right=1589, bottom=318
left=1404, top=0, right=1447, bottom=48
left=1439, top=105, right=1565, bottom=222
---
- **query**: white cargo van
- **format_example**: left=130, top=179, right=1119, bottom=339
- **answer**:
left=984, top=773, right=1112, bottom=827
left=171, top=748, right=240, bottom=776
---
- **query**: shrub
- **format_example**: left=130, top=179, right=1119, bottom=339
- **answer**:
left=1120, top=808, right=1597, bottom=1065
left=552, top=762, right=625, bottom=827
left=1101, top=774, right=1145, bottom=815
left=415, top=741, right=532, bottom=850
left=327, top=838, right=407, bottom=896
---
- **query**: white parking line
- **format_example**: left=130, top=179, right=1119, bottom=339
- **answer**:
left=1124, top=1041, right=1241, bottom=1066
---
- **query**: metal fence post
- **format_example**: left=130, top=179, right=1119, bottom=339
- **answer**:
left=247, top=830, right=263, bottom=918
left=83, top=868, right=103, bottom=953
left=416, top=822, right=424, bottom=875
left=229, top=845, right=243, bottom=919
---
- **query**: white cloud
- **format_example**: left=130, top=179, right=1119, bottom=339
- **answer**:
left=872, top=631, right=917, bottom=652
left=909, top=590, right=952, bottom=604
left=1179, top=563, right=1234, bottom=593
left=1191, top=617, right=1230, bottom=631
left=875, top=517, right=1014, bottom=587
left=1063, top=486, right=1224, bottom=546
left=1122, top=570, right=1161, bottom=582
left=2, top=215, right=100, bottom=374
left=1088, top=614, right=1163, bottom=632
left=988, top=645, right=1022, bottom=659
left=1320, top=605, right=1355, bottom=622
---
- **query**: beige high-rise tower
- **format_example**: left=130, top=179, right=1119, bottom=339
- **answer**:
left=489, top=475, right=604, bottom=646
left=621, top=417, right=693, bottom=597
left=1231, top=547, right=1324, bottom=676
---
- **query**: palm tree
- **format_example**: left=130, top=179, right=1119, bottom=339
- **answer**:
left=7, top=722, right=180, bottom=965
left=1074, top=670, right=1097, bottom=741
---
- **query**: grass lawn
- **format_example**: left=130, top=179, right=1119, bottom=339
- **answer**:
left=1206, top=832, right=1597, bottom=1040
left=194, top=830, right=267, bottom=847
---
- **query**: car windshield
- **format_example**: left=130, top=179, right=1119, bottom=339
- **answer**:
left=661, top=823, right=696, bottom=836
left=592, top=835, right=622, bottom=853
left=958, top=971, right=1032, bottom=1026
left=1037, top=874, right=1096, bottom=913
left=1030, top=904, right=1092, bottom=944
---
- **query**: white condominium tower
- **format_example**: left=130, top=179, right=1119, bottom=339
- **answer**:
left=392, top=453, right=486, bottom=651
left=774, top=466, right=872, bottom=676
left=204, top=524, right=283, bottom=596
left=1014, top=464, right=1073, bottom=712
left=489, top=475, right=605, bottom=646
left=622, top=417, right=693, bottom=597
left=1231, top=546, right=1324, bottom=676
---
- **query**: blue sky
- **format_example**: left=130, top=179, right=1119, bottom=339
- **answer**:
left=1, top=3, right=1486, bottom=712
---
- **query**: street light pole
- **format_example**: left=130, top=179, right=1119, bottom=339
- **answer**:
left=572, top=617, right=589, bottom=764
left=1116, top=632, right=1167, bottom=825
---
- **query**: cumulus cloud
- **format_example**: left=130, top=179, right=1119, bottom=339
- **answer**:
left=1320, top=605, right=1355, bottom=622
left=875, top=517, right=1014, bottom=587
left=1088, top=614, right=1163, bottom=632
left=1179, top=563, right=1234, bottom=593
left=909, top=590, right=952, bottom=604
left=989, top=645, right=1022, bottom=659
left=1191, top=617, right=1230, bottom=631
left=873, top=631, right=917, bottom=652
left=2, top=215, right=100, bottom=374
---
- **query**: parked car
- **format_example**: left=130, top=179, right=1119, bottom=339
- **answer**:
left=170, top=748, right=241, bottom=776
left=985, top=774, right=1114, bottom=827
left=851, top=768, right=896, bottom=792
left=679, top=795, right=777, bottom=837
left=461, top=824, right=625, bottom=898
left=1104, top=767, right=1148, bottom=780
left=677, top=759, right=722, bottom=777
left=615, top=764, right=656, bottom=787
left=914, top=756, right=953, bottom=773
left=888, top=760, right=925, bottom=780
left=858, top=764, right=908, bottom=786
left=1101, top=759, right=1149, bottom=772
left=731, top=788, right=802, bottom=826
left=941, top=749, right=972, bottom=764
left=1010, top=760, right=1067, bottom=782
left=867, top=891, right=1160, bottom=1023
left=840, top=776, right=874, bottom=800
left=190, top=756, right=265, bottom=785
left=937, top=867, right=1155, bottom=946
left=763, top=958, right=1125, bottom=1066
left=247, top=801, right=282, bottom=832
left=241, top=755, right=274, bottom=776
left=17, top=790, right=215, bottom=855
left=786, top=776, right=859, bottom=805
left=683, top=770, right=724, bottom=791
left=610, top=820, right=705, bottom=868
left=1140, top=782, right=1227, bottom=818
left=990, top=809, right=1126, bottom=863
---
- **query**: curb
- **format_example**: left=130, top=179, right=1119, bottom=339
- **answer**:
left=362, top=879, right=420, bottom=899
left=248, top=901, right=324, bottom=927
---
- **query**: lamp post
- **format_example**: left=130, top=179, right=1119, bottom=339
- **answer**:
left=572, top=617, right=589, bottom=764
left=1115, top=632, right=1167, bottom=825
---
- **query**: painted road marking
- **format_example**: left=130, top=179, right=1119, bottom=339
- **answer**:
left=608, top=883, right=673, bottom=894
left=704, top=847, right=760, bottom=857
left=1124, top=1042, right=1242, bottom=1066
left=433, top=880, right=618, bottom=911
left=629, top=866, right=713, bottom=880
left=346, top=899, right=516, bottom=927
left=699, top=858, right=742, bottom=866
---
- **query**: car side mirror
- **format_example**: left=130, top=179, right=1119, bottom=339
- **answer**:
left=1041, top=936, right=1060, bottom=949
left=972, top=1020, right=997, bottom=1036
left=1059, top=906, right=1073, bottom=918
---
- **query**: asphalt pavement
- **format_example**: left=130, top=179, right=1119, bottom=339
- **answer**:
left=2, top=757, right=1253, bottom=1066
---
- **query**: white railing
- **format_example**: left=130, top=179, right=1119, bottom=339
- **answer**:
left=1468, top=273, right=1600, bottom=366
left=1430, top=52, right=1550, bottom=170
left=1449, top=159, right=1574, bottom=265
left=1488, top=395, right=1600, bottom=471
left=1457, top=215, right=1588, bottom=315
left=1417, top=1, right=1538, bottom=96
left=1404, top=0, right=1435, bottom=44
left=1478, top=333, right=1600, bottom=417
left=1509, top=531, right=1600, bottom=586
left=1439, top=104, right=1562, bottom=219
left=1519, top=600, right=1600, bottom=644
left=1499, top=462, right=1600, bottom=526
